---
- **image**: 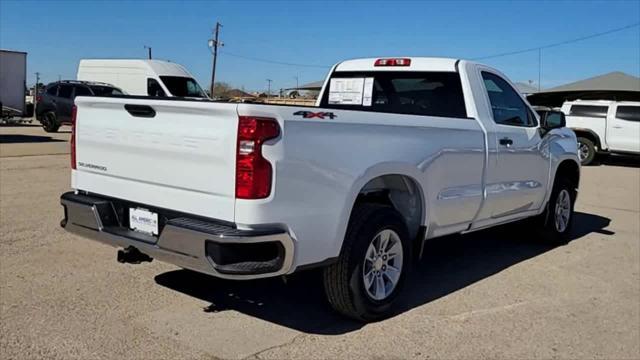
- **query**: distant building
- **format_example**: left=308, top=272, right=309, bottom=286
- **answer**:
left=528, top=71, right=640, bottom=107
left=285, top=80, right=323, bottom=99
left=514, top=82, right=541, bottom=96
left=225, top=89, right=254, bottom=98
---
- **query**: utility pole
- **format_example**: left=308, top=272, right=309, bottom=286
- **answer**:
left=144, top=45, right=152, bottom=59
left=34, top=72, right=40, bottom=119
left=266, top=79, right=272, bottom=99
left=538, top=48, right=542, bottom=92
left=208, top=22, right=223, bottom=97
left=294, top=74, right=299, bottom=90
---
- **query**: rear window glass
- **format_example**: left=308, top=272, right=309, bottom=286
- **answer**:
left=615, top=106, right=640, bottom=122
left=319, top=71, right=467, bottom=118
left=89, top=86, right=123, bottom=96
left=160, top=76, right=206, bottom=98
left=46, top=85, right=57, bottom=96
left=569, top=105, right=608, bottom=118
left=58, top=85, right=73, bottom=99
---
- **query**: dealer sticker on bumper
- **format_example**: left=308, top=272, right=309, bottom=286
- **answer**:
left=129, top=208, right=158, bottom=235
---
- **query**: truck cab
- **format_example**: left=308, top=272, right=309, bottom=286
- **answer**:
left=561, top=100, right=640, bottom=164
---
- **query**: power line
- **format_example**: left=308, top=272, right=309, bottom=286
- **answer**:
left=473, top=22, right=640, bottom=60
left=216, top=22, right=639, bottom=69
left=219, top=50, right=330, bottom=68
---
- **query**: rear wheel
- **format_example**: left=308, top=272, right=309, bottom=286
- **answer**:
left=42, top=112, right=60, bottom=133
left=577, top=137, right=596, bottom=165
left=323, top=203, right=412, bottom=321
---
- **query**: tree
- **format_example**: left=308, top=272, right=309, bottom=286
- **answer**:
left=211, top=82, right=233, bottom=98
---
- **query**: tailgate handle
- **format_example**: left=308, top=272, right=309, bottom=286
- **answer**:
left=124, top=104, right=156, bottom=118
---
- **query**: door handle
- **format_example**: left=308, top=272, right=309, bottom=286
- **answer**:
left=124, top=104, right=156, bottom=118
left=499, top=137, right=513, bottom=147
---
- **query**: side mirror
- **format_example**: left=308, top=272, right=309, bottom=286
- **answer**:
left=541, top=111, right=566, bottom=130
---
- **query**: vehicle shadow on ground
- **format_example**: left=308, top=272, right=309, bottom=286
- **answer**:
left=0, top=134, right=67, bottom=144
left=597, top=154, right=640, bottom=168
left=0, top=123, right=37, bottom=127
left=154, top=211, right=612, bottom=335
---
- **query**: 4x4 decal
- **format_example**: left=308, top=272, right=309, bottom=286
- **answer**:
left=293, top=111, right=337, bottom=119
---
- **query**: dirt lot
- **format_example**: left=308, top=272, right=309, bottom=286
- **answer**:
left=1, top=124, right=639, bottom=360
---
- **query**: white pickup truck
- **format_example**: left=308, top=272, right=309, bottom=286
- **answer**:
left=560, top=100, right=640, bottom=165
left=60, top=57, right=580, bottom=321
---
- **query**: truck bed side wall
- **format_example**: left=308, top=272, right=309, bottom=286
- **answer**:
left=235, top=104, right=485, bottom=268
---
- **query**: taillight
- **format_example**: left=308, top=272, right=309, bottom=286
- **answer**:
left=236, top=116, right=280, bottom=199
left=70, top=105, right=77, bottom=169
left=36, top=95, right=42, bottom=103
left=374, top=58, right=411, bottom=67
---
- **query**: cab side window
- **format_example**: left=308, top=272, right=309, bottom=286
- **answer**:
left=616, top=106, right=640, bottom=122
left=482, top=72, right=536, bottom=127
left=147, top=79, right=166, bottom=97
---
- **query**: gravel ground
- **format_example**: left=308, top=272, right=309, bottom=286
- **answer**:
left=1, top=125, right=639, bottom=359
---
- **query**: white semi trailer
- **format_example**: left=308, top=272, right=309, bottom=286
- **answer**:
left=0, top=49, right=28, bottom=121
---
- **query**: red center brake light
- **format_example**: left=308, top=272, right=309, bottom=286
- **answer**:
left=70, top=105, right=77, bottom=170
left=236, top=116, right=280, bottom=199
left=374, top=58, right=411, bottom=67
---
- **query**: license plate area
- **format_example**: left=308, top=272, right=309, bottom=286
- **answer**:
left=129, top=207, right=159, bottom=236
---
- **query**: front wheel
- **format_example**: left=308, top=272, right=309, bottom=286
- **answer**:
left=323, top=204, right=412, bottom=321
left=538, top=178, right=576, bottom=244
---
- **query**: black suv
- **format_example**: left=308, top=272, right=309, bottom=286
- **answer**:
left=36, top=81, right=123, bottom=132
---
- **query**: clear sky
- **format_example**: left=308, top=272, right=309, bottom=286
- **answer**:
left=1, top=0, right=639, bottom=92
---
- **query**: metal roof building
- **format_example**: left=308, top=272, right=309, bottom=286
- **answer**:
left=514, top=82, right=540, bottom=95
left=285, top=80, right=323, bottom=91
left=528, top=71, right=640, bottom=107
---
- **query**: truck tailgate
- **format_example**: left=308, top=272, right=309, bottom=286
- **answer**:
left=73, top=97, right=238, bottom=222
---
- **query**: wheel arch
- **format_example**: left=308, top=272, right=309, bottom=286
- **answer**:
left=571, top=128, right=603, bottom=151
left=334, top=165, right=428, bottom=261
left=552, top=159, right=580, bottom=194
left=355, top=174, right=425, bottom=240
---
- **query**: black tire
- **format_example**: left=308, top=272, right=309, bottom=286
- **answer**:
left=323, top=203, right=412, bottom=321
left=577, top=137, right=596, bottom=165
left=42, top=112, right=60, bottom=133
left=537, top=177, right=576, bottom=244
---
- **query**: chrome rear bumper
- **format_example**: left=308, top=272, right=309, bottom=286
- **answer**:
left=60, top=192, right=294, bottom=280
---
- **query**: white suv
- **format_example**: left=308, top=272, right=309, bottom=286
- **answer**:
left=561, top=100, right=640, bottom=165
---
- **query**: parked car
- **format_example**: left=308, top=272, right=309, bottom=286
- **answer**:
left=60, top=57, right=580, bottom=321
left=560, top=100, right=640, bottom=165
left=77, top=59, right=208, bottom=99
left=36, top=80, right=123, bottom=132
